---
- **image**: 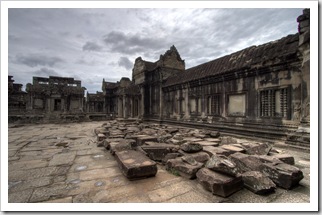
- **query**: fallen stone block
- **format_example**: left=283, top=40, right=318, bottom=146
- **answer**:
left=97, top=133, right=106, bottom=142
left=210, top=131, right=220, bottom=138
left=253, top=155, right=283, bottom=165
left=272, top=154, right=295, bottom=165
left=203, top=138, right=221, bottom=143
left=229, top=152, right=263, bottom=173
left=136, top=135, right=158, bottom=146
left=220, top=136, right=238, bottom=145
left=166, top=157, right=203, bottom=179
left=260, top=163, right=304, bottom=189
left=183, top=137, right=203, bottom=142
left=221, top=145, right=245, bottom=154
left=115, top=150, right=157, bottom=180
left=241, top=171, right=276, bottom=194
left=180, top=142, right=203, bottom=153
left=196, top=168, right=243, bottom=197
left=205, top=155, right=239, bottom=176
left=94, top=127, right=109, bottom=136
left=109, top=142, right=132, bottom=155
left=241, top=142, right=272, bottom=155
left=140, top=143, right=179, bottom=161
left=203, top=146, right=232, bottom=157
left=196, top=141, right=219, bottom=147
left=162, top=153, right=181, bottom=164
left=179, top=150, right=210, bottom=164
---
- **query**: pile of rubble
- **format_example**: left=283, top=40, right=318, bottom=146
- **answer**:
left=94, top=120, right=304, bottom=198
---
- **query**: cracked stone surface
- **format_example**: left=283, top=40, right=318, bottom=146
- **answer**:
left=7, top=121, right=310, bottom=203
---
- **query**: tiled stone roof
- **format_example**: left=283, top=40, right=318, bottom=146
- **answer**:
left=164, top=34, right=299, bottom=87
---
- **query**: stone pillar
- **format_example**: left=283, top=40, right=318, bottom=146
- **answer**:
left=140, top=86, right=145, bottom=118
left=297, top=9, right=310, bottom=123
left=149, top=85, right=152, bottom=115
left=123, top=95, right=127, bottom=118
left=159, top=85, right=163, bottom=120
left=184, top=88, right=189, bottom=119
left=118, top=97, right=122, bottom=117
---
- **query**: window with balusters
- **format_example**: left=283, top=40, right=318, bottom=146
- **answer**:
left=260, top=87, right=289, bottom=118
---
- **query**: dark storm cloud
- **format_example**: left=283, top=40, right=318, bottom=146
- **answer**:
left=33, top=67, right=60, bottom=77
left=82, top=41, right=103, bottom=52
left=103, top=31, right=165, bottom=55
left=118, top=57, right=133, bottom=70
left=15, top=54, right=64, bottom=68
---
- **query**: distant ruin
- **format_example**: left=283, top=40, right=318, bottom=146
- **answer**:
left=8, top=9, right=310, bottom=147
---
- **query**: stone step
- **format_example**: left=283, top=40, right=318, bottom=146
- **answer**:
left=114, top=150, right=157, bottom=180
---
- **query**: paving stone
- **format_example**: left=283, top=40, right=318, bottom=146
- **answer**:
left=196, top=168, right=243, bottom=197
left=43, top=196, right=73, bottom=203
left=8, top=189, right=33, bottom=203
left=166, top=157, right=203, bottom=179
left=29, top=183, right=68, bottom=202
left=9, top=176, right=52, bottom=193
left=260, top=163, right=304, bottom=189
left=241, top=171, right=276, bottom=194
left=49, top=152, right=76, bottom=166
left=115, top=150, right=157, bottom=180
left=9, top=159, right=48, bottom=171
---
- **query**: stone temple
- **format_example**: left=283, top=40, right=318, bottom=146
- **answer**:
left=8, top=9, right=310, bottom=147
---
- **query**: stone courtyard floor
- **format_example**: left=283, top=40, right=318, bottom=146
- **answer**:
left=7, top=121, right=310, bottom=204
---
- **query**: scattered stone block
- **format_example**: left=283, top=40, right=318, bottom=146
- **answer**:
left=205, top=155, right=239, bottom=176
left=220, top=136, right=238, bottom=145
left=253, top=155, right=283, bottom=165
left=140, top=143, right=179, bottom=161
left=273, top=154, right=295, bottom=165
left=136, top=135, right=158, bottom=146
left=221, top=145, right=245, bottom=154
left=202, top=146, right=232, bottom=157
left=196, top=168, right=243, bottom=197
left=162, top=153, right=181, bottom=164
left=180, top=142, right=203, bottom=153
left=115, top=150, right=157, bottom=180
left=196, top=141, right=219, bottom=147
left=242, top=142, right=272, bottom=155
left=179, top=150, right=210, bottom=164
left=109, top=142, right=132, bottom=155
left=97, top=133, right=106, bottom=142
left=210, top=131, right=220, bottom=138
left=166, top=157, right=203, bottom=179
left=229, top=152, right=263, bottom=173
left=260, top=163, right=304, bottom=189
left=241, top=171, right=276, bottom=194
left=203, top=138, right=221, bottom=143
left=183, top=137, right=203, bottom=142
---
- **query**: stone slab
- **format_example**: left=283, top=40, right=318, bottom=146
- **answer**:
left=115, top=150, right=157, bottom=180
left=229, top=152, right=263, bottom=173
left=196, top=141, right=219, bottom=147
left=141, top=143, right=179, bottom=161
left=49, top=152, right=76, bottom=166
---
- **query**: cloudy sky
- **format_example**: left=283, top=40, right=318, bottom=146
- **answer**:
left=8, top=7, right=304, bottom=93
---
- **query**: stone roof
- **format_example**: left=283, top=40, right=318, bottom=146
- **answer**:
left=164, top=33, right=299, bottom=87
